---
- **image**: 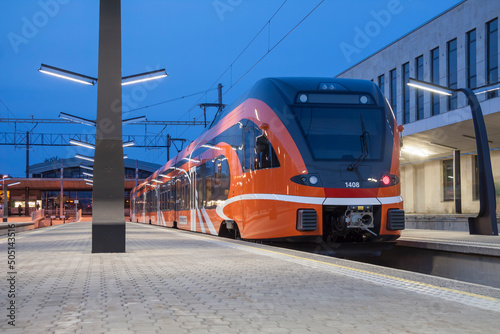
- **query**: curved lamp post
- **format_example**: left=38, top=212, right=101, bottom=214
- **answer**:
left=408, top=78, right=498, bottom=236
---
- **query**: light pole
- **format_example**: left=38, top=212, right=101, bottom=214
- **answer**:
left=38, top=0, right=167, bottom=252
left=407, top=78, right=498, bottom=236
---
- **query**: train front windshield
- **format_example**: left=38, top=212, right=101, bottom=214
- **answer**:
left=293, top=105, right=386, bottom=161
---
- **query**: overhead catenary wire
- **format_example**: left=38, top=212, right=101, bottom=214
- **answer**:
left=148, top=0, right=325, bottom=164
left=126, top=87, right=218, bottom=113
left=224, top=0, right=325, bottom=96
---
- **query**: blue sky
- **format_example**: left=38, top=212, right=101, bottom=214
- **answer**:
left=0, top=0, right=463, bottom=176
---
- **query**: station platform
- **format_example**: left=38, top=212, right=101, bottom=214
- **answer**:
left=1, top=221, right=499, bottom=333
left=399, top=228, right=500, bottom=256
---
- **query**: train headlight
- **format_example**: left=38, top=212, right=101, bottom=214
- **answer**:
left=309, top=175, right=318, bottom=185
left=299, top=94, right=308, bottom=103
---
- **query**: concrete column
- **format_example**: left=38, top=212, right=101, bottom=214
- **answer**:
left=92, top=0, right=125, bottom=253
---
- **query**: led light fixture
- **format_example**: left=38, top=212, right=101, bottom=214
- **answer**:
left=123, top=154, right=129, bottom=159
left=123, top=141, right=135, bottom=147
left=82, top=172, right=94, bottom=178
left=472, top=82, right=500, bottom=95
left=407, top=78, right=453, bottom=96
left=122, top=69, right=168, bottom=86
left=7, top=181, right=20, bottom=187
left=85, top=182, right=93, bottom=186
left=75, top=154, right=95, bottom=162
left=123, top=116, right=147, bottom=125
left=39, top=64, right=97, bottom=85
left=84, top=178, right=94, bottom=183
left=69, top=139, right=96, bottom=149
left=59, top=112, right=96, bottom=127
left=79, top=165, right=93, bottom=170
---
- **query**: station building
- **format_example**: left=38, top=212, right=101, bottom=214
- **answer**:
left=1, top=158, right=160, bottom=217
left=337, top=0, right=500, bottom=214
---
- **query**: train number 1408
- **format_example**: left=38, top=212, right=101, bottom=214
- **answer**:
left=345, top=182, right=360, bottom=188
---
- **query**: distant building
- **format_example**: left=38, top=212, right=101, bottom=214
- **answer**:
left=337, top=0, right=500, bottom=214
left=2, top=158, right=160, bottom=217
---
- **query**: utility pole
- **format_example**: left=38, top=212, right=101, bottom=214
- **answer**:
left=25, top=131, right=29, bottom=178
left=218, top=83, right=223, bottom=113
left=166, top=135, right=186, bottom=161
left=199, top=84, right=226, bottom=127
left=167, top=134, right=170, bottom=161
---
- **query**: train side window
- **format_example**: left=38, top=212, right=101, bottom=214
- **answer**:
left=243, top=128, right=254, bottom=171
left=255, top=131, right=280, bottom=170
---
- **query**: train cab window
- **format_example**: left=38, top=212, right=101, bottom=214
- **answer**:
left=243, top=123, right=280, bottom=171
left=255, top=132, right=280, bottom=169
left=293, top=106, right=385, bottom=161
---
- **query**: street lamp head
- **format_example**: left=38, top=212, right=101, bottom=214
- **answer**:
left=121, top=69, right=168, bottom=86
left=472, top=82, right=500, bottom=95
left=59, top=112, right=96, bottom=127
left=69, top=139, right=96, bottom=150
left=407, top=78, right=453, bottom=96
left=39, top=64, right=97, bottom=85
left=79, top=165, right=93, bottom=170
left=75, top=154, right=95, bottom=162
left=122, top=141, right=136, bottom=147
left=123, top=116, right=147, bottom=125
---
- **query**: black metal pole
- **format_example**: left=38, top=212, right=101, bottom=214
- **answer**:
left=25, top=131, right=29, bottom=178
left=167, top=134, right=171, bottom=161
left=453, top=150, right=462, bottom=214
left=458, top=88, right=498, bottom=235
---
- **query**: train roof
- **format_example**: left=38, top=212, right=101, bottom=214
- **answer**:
left=211, top=77, right=381, bottom=127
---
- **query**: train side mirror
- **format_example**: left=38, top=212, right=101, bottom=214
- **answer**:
left=397, top=125, right=404, bottom=148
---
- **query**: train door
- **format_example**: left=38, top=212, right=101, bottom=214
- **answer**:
left=189, top=166, right=197, bottom=231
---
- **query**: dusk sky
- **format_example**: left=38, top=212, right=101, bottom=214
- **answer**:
left=0, top=0, right=462, bottom=177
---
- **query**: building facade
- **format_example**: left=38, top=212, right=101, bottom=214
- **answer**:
left=1, top=158, right=160, bottom=217
left=337, top=0, right=500, bottom=214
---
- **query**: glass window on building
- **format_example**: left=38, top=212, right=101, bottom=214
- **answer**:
left=416, top=55, right=424, bottom=120
left=447, top=39, right=458, bottom=110
left=443, top=159, right=454, bottom=201
left=402, top=63, right=410, bottom=124
left=378, top=74, right=385, bottom=95
left=390, top=68, right=397, bottom=116
left=467, top=29, right=477, bottom=90
left=431, top=47, right=440, bottom=115
left=487, top=18, right=498, bottom=99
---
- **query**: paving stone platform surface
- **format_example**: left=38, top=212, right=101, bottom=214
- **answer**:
left=1, top=221, right=500, bottom=333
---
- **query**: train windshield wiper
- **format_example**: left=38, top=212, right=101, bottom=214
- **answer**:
left=348, top=115, right=370, bottom=171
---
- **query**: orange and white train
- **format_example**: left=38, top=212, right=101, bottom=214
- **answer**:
left=131, top=77, right=405, bottom=243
